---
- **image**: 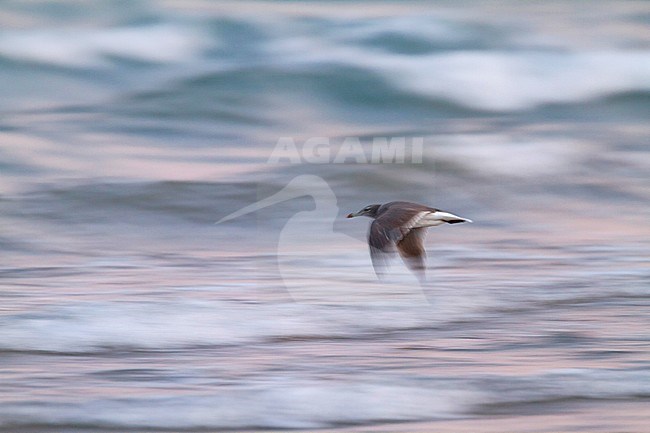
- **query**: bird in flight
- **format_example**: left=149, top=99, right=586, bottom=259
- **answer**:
left=347, top=201, right=471, bottom=281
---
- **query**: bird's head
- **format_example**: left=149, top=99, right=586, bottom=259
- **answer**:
left=347, top=204, right=381, bottom=219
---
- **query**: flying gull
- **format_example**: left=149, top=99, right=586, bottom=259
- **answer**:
left=347, top=201, right=471, bottom=281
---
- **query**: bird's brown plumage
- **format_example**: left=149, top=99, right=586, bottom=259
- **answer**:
left=350, top=201, right=471, bottom=281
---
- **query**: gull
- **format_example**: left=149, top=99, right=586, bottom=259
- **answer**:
left=347, top=201, right=471, bottom=281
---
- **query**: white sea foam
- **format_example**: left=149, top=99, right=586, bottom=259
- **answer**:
left=0, top=299, right=454, bottom=352
left=0, top=378, right=473, bottom=429
left=1, top=368, right=647, bottom=429
left=257, top=11, right=650, bottom=111
left=483, top=368, right=650, bottom=403
left=0, top=23, right=208, bottom=67
left=379, top=50, right=650, bottom=111
left=269, top=38, right=650, bottom=110
left=431, top=135, right=592, bottom=177
left=2, top=10, right=648, bottom=111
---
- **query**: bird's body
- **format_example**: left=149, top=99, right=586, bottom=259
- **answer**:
left=347, top=201, right=471, bottom=281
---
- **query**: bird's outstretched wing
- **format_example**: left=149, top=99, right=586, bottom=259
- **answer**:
left=368, top=219, right=399, bottom=279
left=368, top=204, right=432, bottom=280
left=396, top=227, right=427, bottom=281
left=366, top=201, right=471, bottom=281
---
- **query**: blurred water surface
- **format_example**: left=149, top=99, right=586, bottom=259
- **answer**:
left=1, top=0, right=649, bottom=431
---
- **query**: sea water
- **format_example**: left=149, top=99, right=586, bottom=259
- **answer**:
left=1, top=1, right=649, bottom=431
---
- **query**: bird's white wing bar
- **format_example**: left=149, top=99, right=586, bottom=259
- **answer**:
left=402, top=211, right=429, bottom=230
left=413, top=211, right=472, bottom=228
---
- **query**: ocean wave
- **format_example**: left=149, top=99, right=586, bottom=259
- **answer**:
left=247, top=10, right=650, bottom=111
left=378, top=50, right=650, bottom=111
left=266, top=40, right=650, bottom=111
left=0, top=378, right=472, bottom=429
left=0, top=300, right=453, bottom=353
left=2, top=8, right=648, bottom=113
left=478, top=368, right=650, bottom=410
left=0, top=23, right=208, bottom=67
left=1, top=369, right=647, bottom=429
